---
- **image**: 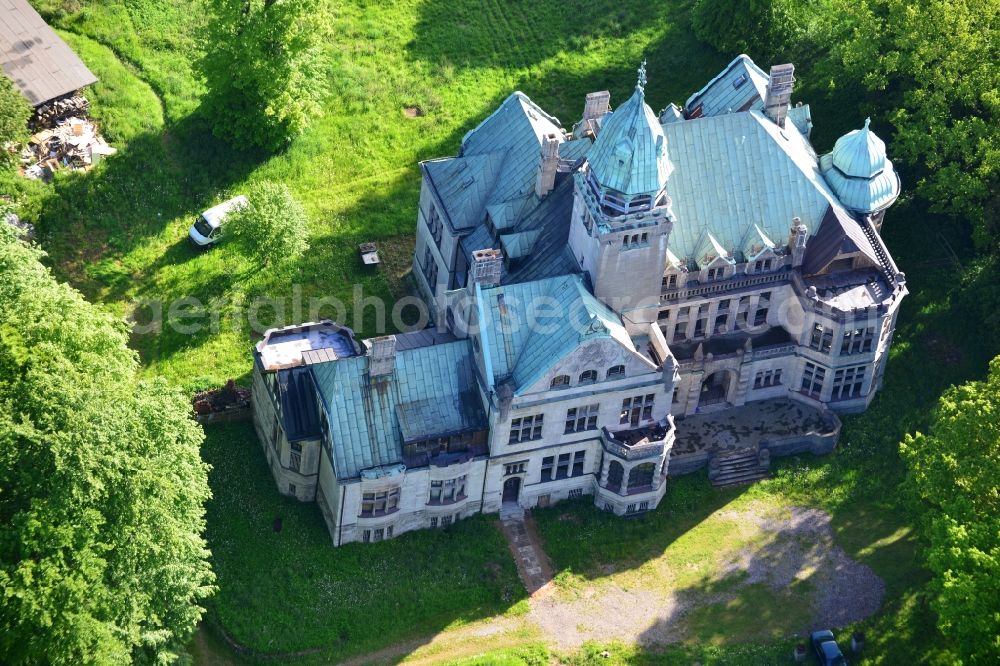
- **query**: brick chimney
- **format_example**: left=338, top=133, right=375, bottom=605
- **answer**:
left=535, top=133, right=561, bottom=198
left=788, top=217, right=808, bottom=267
left=764, top=64, right=795, bottom=128
left=368, top=335, right=396, bottom=377
left=470, top=248, right=503, bottom=288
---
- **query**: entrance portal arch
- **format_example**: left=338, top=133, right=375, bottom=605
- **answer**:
left=699, top=369, right=736, bottom=408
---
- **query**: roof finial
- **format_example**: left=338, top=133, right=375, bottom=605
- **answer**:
left=863, top=116, right=871, bottom=129
left=636, top=59, right=647, bottom=93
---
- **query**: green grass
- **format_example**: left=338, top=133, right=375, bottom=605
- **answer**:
left=23, top=0, right=733, bottom=390
left=201, top=421, right=524, bottom=661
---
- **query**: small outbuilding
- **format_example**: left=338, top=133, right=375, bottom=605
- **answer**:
left=0, top=0, right=97, bottom=107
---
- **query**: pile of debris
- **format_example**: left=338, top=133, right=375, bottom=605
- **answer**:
left=19, top=94, right=116, bottom=181
left=192, top=379, right=251, bottom=416
left=32, top=93, right=91, bottom=126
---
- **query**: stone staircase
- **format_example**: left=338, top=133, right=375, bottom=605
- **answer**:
left=709, top=447, right=770, bottom=487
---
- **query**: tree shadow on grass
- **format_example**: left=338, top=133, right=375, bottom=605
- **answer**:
left=35, top=111, right=270, bottom=302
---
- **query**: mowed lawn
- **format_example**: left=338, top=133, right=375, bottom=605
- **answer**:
left=27, top=0, right=732, bottom=391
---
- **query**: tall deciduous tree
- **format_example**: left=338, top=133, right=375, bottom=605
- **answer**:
left=198, top=0, right=331, bottom=151
left=829, top=0, right=1000, bottom=251
left=227, top=181, right=309, bottom=266
left=0, top=226, right=215, bottom=665
left=901, top=356, right=1000, bottom=664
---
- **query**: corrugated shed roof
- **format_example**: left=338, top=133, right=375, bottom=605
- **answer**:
left=0, top=0, right=96, bottom=106
left=684, top=54, right=768, bottom=118
left=663, top=110, right=843, bottom=263
left=478, top=274, right=633, bottom=394
left=311, top=339, right=482, bottom=480
left=586, top=87, right=673, bottom=196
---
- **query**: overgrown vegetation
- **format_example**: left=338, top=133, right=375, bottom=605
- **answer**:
left=0, top=76, right=31, bottom=158
left=0, top=225, right=215, bottom=665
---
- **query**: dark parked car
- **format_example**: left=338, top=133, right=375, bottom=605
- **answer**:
left=811, top=630, right=848, bottom=665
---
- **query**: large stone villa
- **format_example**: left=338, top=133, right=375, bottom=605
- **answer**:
left=251, top=55, right=906, bottom=546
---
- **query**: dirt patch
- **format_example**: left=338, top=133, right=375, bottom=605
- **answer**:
left=403, top=106, right=424, bottom=118
left=527, top=504, right=884, bottom=649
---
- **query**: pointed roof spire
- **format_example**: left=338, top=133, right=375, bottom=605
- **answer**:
left=636, top=59, right=647, bottom=93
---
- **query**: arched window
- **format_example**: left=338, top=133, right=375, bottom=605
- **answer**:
left=578, top=369, right=598, bottom=384
left=628, top=462, right=656, bottom=490
left=550, top=375, right=570, bottom=389
left=606, top=365, right=625, bottom=379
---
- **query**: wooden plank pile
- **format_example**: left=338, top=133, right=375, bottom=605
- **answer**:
left=21, top=115, right=116, bottom=180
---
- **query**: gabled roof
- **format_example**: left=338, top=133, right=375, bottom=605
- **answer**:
left=421, top=92, right=564, bottom=232
left=801, top=204, right=882, bottom=276
left=694, top=230, right=733, bottom=268
left=586, top=85, right=672, bottom=197
left=311, top=339, right=484, bottom=479
left=0, top=0, right=97, bottom=106
left=741, top=224, right=776, bottom=261
left=477, top=274, right=636, bottom=395
left=662, top=110, right=843, bottom=263
left=684, top=54, right=769, bottom=118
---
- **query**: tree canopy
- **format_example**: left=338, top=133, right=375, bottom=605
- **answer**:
left=901, top=356, right=1000, bottom=664
left=198, top=0, right=331, bottom=151
left=0, top=226, right=215, bottom=665
left=690, top=0, right=807, bottom=65
left=829, top=0, right=1000, bottom=251
left=227, top=181, right=309, bottom=266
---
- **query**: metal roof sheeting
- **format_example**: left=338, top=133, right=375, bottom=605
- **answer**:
left=311, top=339, right=483, bottom=480
left=819, top=119, right=901, bottom=214
left=684, top=54, right=769, bottom=118
left=586, top=87, right=673, bottom=197
left=663, top=110, right=843, bottom=263
left=0, top=0, right=96, bottom=106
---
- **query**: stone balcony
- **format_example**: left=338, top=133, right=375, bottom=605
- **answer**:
left=600, top=418, right=672, bottom=462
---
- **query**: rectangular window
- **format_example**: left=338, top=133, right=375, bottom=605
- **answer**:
left=832, top=365, right=866, bottom=401
left=718, top=299, right=730, bottom=313
left=809, top=323, right=834, bottom=353
left=657, top=308, right=671, bottom=321
left=572, top=450, right=585, bottom=477
left=430, top=516, right=438, bottom=528
left=504, top=462, right=526, bottom=475
left=429, top=475, right=467, bottom=504
left=694, top=317, right=706, bottom=337
left=441, top=515, right=452, bottom=527
left=754, top=308, right=768, bottom=327
left=556, top=453, right=570, bottom=480
left=626, top=503, right=637, bottom=514
left=801, top=362, right=827, bottom=399
left=672, top=387, right=679, bottom=403
left=508, top=413, right=544, bottom=443
left=714, top=314, right=727, bottom=333
left=372, top=527, right=384, bottom=542
left=540, top=456, right=554, bottom=482
left=428, top=205, right=443, bottom=245
left=360, top=488, right=400, bottom=517
left=621, top=394, right=655, bottom=426
left=753, top=369, right=783, bottom=389
left=289, top=441, right=302, bottom=472
left=840, top=327, right=875, bottom=355
left=422, top=246, right=438, bottom=288
left=662, top=274, right=677, bottom=288
left=565, top=404, right=599, bottom=433
left=362, top=529, right=371, bottom=543
left=673, top=322, right=686, bottom=340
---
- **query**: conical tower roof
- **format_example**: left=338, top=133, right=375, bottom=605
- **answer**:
left=586, top=62, right=673, bottom=198
left=820, top=118, right=901, bottom=214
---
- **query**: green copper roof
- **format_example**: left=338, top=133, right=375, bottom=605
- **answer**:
left=684, top=54, right=769, bottom=118
left=820, top=119, right=901, bottom=214
left=587, top=65, right=673, bottom=198
left=741, top=224, right=776, bottom=261
left=663, top=110, right=841, bottom=264
left=478, top=274, right=632, bottom=395
left=311, top=339, right=483, bottom=479
left=694, top=231, right=734, bottom=268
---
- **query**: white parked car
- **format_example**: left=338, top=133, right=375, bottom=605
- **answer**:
left=188, top=195, right=248, bottom=247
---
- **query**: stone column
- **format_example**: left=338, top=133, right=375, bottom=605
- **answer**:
left=619, top=463, right=630, bottom=496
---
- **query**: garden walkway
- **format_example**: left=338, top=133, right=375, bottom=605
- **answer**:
left=499, top=504, right=555, bottom=597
